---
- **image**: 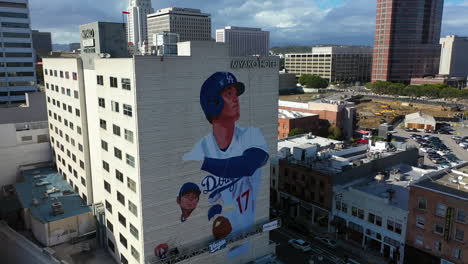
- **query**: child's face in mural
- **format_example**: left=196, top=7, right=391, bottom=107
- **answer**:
left=216, top=85, right=240, bottom=122
left=179, top=191, right=200, bottom=210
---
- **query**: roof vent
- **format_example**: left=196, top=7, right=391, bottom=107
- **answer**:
left=51, top=202, right=64, bottom=216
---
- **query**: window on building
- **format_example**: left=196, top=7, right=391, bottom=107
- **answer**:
left=129, top=223, right=139, bottom=240
left=116, top=170, right=124, bottom=182
left=106, top=220, right=113, bottom=233
left=61, top=87, right=65, bottom=94
left=457, top=209, right=466, bottom=223
left=415, top=235, right=423, bottom=246
left=395, top=222, right=402, bottom=234
left=417, top=197, right=427, bottom=210
left=97, top=75, right=104, bottom=85
left=118, top=212, right=126, bottom=227
left=113, top=125, right=121, bottom=136
left=358, top=209, right=364, bottom=219
left=127, top=177, right=136, bottom=193
left=66, top=88, right=71, bottom=96
left=387, top=219, right=394, bottom=231
left=453, top=248, right=462, bottom=260
left=21, top=136, right=32, bottom=141
left=65, top=71, right=69, bottom=79
left=67, top=105, right=72, bottom=113
left=435, top=223, right=444, bottom=235
left=105, top=200, right=112, bottom=213
left=121, top=254, right=128, bottom=264
left=128, top=200, right=137, bottom=216
left=117, top=191, right=125, bottom=205
left=81, top=177, right=86, bottom=187
left=75, top=108, right=80, bottom=117
left=124, top=129, right=134, bottom=143
left=131, top=246, right=140, bottom=261
left=119, top=233, right=127, bottom=248
left=126, top=154, right=135, bottom=168
left=107, top=239, right=115, bottom=252
left=74, top=90, right=78, bottom=99
left=104, top=180, right=111, bottom=193
left=60, top=71, right=63, bottom=78
left=100, top=119, right=107, bottom=130
left=123, top=104, right=132, bottom=117
left=434, top=240, right=442, bottom=252
left=368, top=213, right=375, bottom=224
left=111, top=101, right=119, bottom=113
left=114, top=147, right=122, bottom=160
left=110, top=77, right=118, bottom=88
left=78, top=143, right=83, bottom=152
left=72, top=72, right=77, bottom=80
left=103, top=161, right=109, bottom=172
left=455, top=229, right=464, bottom=242
left=77, top=126, right=82, bottom=135
left=79, top=160, right=84, bottom=169
left=416, top=215, right=425, bottom=228
left=436, top=203, right=447, bottom=217
left=341, top=202, right=347, bottom=213
left=101, top=140, right=108, bottom=151
left=351, top=207, right=357, bottom=217
left=122, top=78, right=131, bottom=90
left=98, top=98, right=105, bottom=108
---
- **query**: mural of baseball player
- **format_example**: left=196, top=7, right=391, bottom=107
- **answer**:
left=183, top=72, right=269, bottom=240
left=177, top=182, right=201, bottom=222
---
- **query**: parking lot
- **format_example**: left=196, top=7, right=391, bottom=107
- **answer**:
left=394, top=122, right=468, bottom=167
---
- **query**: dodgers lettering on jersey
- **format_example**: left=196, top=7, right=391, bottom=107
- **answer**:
left=183, top=126, right=268, bottom=234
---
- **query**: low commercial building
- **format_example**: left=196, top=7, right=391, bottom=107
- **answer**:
left=0, top=92, right=51, bottom=188
left=284, top=46, right=372, bottom=83
left=278, top=109, right=319, bottom=139
left=404, top=112, right=436, bottom=131
left=215, top=26, right=269, bottom=56
left=279, top=100, right=356, bottom=139
left=15, top=167, right=95, bottom=247
left=410, top=76, right=467, bottom=89
left=405, top=163, right=468, bottom=264
left=332, top=164, right=428, bottom=264
left=274, top=135, right=420, bottom=233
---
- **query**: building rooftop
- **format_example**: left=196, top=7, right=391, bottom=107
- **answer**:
left=278, top=109, right=317, bottom=119
left=14, top=167, right=90, bottom=223
left=150, top=7, right=210, bottom=16
left=222, top=26, right=263, bottom=31
left=0, top=93, right=47, bottom=125
left=413, top=163, right=468, bottom=199
left=351, top=164, right=428, bottom=210
left=278, top=134, right=341, bottom=154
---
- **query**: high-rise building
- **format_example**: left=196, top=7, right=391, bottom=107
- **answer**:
left=147, top=7, right=211, bottom=42
left=284, top=46, right=373, bottom=83
left=43, top=23, right=279, bottom=264
left=32, top=30, right=52, bottom=55
left=216, top=26, right=269, bottom=56
left=372, top=0, right=444, bottom=83
left=439, top=35, right=468, bottom=78
left=0, top=0, right=36, bottom=104
left=126, top=0, right=154, bottom=50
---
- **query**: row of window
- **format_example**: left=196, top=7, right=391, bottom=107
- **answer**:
left=414, top=235, right=462, bottom=260
left=417, top=198, right=466, bottom=223
left=46, top=83, right=79, bottom=99
left=49, top=107, right=82, bottom=129
left=336, top=201, right=403, bottom=234
left=107, top=237, right=139, bottom=263
left=102, top=165, right=137, bottom=194
left=415, top=214, right=465, bottom=241
left=45, top=69, right=78, bottom=80
left=97, top=75, right=131, bottom=90
left=98, top=98, right=133, bottom=117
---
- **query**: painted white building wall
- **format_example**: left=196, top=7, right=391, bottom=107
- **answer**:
left=439, top=35, right=468, bottom=77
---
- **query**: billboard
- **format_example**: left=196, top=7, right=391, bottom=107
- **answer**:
left=153, top=71, right=270, bottom=260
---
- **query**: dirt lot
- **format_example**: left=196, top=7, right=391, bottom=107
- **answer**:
left=356, top=98, right=462, bottom=129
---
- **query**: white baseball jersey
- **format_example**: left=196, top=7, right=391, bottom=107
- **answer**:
left=183, top=125, right=268, bottom=234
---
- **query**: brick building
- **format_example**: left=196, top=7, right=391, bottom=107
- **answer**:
left=406, top=164, right=468, bottom=264
left=278, top=109, right=319, bottom=139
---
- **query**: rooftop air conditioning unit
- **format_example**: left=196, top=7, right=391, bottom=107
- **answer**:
left=51, top=202, right=64, bottom=216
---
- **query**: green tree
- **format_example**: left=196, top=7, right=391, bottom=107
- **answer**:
left=328, top=125, right=341, bottom=140
left=288, top=128, right=305, bottom=137
left=440, top=88, right=460, bottom=99
left=299, top=74, right=329, bottom=88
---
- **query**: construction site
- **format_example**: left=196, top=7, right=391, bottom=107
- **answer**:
left=354, top=97, right=462, bottom=129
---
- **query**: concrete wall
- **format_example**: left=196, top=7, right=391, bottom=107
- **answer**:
left=0, top=123, right=51, bottom=187
left=134, top=42, right=278, bottom=263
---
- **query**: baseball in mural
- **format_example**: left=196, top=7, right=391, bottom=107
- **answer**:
left=183, top=72, right=269, bottom=239
left=177, top=182, right=201, bottom=222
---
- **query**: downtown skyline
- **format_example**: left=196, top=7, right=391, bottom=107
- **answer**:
left=31, top=0, right=468, bottom=47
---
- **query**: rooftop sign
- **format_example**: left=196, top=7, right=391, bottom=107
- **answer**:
left=230, top=59, right=277, bottom=69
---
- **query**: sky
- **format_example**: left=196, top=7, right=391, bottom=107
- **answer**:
left=30, top=0, right=468, bottom=47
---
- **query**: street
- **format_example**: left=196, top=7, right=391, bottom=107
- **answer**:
left=271, top=227, right=375, bottom=264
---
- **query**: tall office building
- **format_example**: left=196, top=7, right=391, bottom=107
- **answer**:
left=32, top=30, right=52, bottom=55
left=147, top=7, right=211, bottom=42
left=285, top=46, right=373, bottom=83
left=43, top=22, right=279, bottom=264
left=0, top=0, right=36, bottom=104
left=439, top=35, right=468, bottom=78
left=126, top=0, right=154, bottom=50
left=216, top=26, right=269, bottom=56
left=372, top=0, right=444, bottom=83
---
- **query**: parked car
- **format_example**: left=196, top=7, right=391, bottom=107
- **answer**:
left=315, top=237, right=337, bottom=248
left=288, top=239, right=312, bottom=252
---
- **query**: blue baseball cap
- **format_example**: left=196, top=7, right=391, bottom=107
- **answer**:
left=178, top=182, right=201, bottom=197
left=208, top=204, right=223, bottom=221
